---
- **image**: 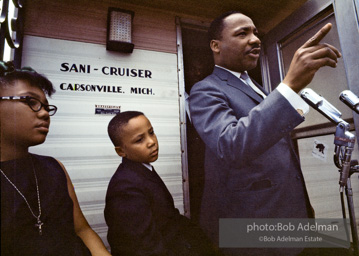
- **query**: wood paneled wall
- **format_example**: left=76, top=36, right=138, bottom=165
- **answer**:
left=24, top=0, right=178, bottom=53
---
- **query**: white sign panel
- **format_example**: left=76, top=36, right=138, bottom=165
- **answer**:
left=22, top=35, right=183, bottom=246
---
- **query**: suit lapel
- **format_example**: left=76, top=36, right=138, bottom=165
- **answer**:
left=213, top=67, right=266, bottom=103
left=121, top=158, right=175, bottom=205
left=122, top=158, right=161, bottom=184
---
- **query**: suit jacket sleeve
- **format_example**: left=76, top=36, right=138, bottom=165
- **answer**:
left=189, top=77, right=304, bottom=169
left=105, top=176, right=166, bottom=256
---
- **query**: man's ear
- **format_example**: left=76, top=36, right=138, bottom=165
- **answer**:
left=115, top=146, right=126, bottom=157
left=210, top=39, right=220, bottom=53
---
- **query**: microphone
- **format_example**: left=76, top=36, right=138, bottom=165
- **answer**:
left=339, top=90, right=359, bottom=114
left=301, top=89, right=355, bottom=189
left=300, top=88, right=343, bottom=124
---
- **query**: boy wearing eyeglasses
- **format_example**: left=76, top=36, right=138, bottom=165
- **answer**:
left=0, top=61, right=111, bottom=256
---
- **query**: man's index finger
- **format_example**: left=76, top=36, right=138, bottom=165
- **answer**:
left=302, top=23, right=332, bottom=48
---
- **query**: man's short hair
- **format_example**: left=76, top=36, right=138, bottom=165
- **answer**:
left=108, top=111, right=144, bottom=147
left=0, top=64, right=55, bottom=97
left=208, top=11, right=242, bottom=42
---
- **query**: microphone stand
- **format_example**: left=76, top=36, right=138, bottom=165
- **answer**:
left=333, top=121, right=359, bottom=256
left=300, top=89, right=359, bottom=255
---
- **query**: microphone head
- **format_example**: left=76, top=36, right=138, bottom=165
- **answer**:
left=301, top=88, right=343, bottom=124
left=339, top=90, right=359, bottom=114
left=301, top=88, right=322, bottom=108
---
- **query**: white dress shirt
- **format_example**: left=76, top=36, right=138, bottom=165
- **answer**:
left=215, top=65, right=309, bottom=115
left=142, top=163, right=153, bottom=171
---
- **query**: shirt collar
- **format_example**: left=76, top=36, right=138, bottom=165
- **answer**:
left=142, top=163, right=153, bottom=171
left=215, top=65, right=247, bottom=79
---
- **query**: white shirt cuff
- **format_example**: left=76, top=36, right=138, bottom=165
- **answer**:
left=276, top=83, right=309, bottom=115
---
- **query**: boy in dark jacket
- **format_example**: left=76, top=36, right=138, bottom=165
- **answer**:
left=104, top=111, right=218, bottom=256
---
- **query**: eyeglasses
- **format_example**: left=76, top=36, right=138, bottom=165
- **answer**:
left=0, top=96, right=58, bottom=116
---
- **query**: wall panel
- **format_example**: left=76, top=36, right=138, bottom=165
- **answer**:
left=298, top=134, right=359, bottom=234
left=24, top=0, right=177, bottom=53
left=22, top=35, right=183, bottom=247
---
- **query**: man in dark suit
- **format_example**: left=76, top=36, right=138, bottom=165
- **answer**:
left=189, top=11, right=341, bottom=255
left=104, top=111, right=218, bottom=256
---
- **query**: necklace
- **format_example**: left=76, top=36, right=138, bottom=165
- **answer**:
left=0, top=157, right=44, bottom=235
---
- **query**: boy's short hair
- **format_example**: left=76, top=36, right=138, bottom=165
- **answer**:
left=108, top=111, right=144, bottom=147
left=0, top=61, right=55, bottom=97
